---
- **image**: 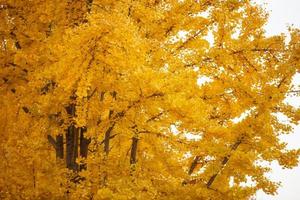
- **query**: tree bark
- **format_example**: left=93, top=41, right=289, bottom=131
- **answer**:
left=66, top=104, right=79, bottom=171
left=79, top=127, right=90, bottom=170
left=66, top=125, right=79, bottom=171
left=47, top=134, right=64, bottom=159
left=103, top=92, right=116, bottom=156
left=104, top=123, right=115, bottom=156
left=130, top=137, right=138, bottom=165
left=56, top=135, right=64, bottom=159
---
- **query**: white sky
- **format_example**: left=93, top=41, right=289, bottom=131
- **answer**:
left=254, top=0, right=300, bottom=200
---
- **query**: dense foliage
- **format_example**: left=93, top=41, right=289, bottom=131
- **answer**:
left=1, top=0, right=300, bottom=199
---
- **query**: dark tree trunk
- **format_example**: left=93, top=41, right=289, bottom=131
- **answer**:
left=130, top=137, right=138, bottom=165
left=66, top=125, right=79, bottom=171
left=48, top=101, right=91, bottom=173
left=56, top=135, right=64, bottom=159
left=79, top=127, right=90, bottom=170
left=47, top=134, right=64, bottom=159
left=104, top=123, right=115, bottom=156
left=65, top=104, right=79, bottom=171
left=103, top=93, right=116, bottom=156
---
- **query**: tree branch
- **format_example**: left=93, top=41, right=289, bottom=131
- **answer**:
left=47, top=135, right=57, bottom=149
left=206, top=136, right=243, bottom=188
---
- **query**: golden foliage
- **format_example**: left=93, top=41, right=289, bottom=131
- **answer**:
left=0, top=0, right=299, bottom=199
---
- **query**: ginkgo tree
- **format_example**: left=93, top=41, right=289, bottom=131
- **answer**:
left=1, top=0, right=300, bottom=199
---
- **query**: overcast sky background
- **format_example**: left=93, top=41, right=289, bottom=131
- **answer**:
left=254, top=0, right=300, bottom=200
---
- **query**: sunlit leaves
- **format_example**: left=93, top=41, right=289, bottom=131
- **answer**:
left=0, top=0, right=299, bottom=199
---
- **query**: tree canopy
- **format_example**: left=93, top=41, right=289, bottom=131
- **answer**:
left=1, top=0, right=300, bottom=199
